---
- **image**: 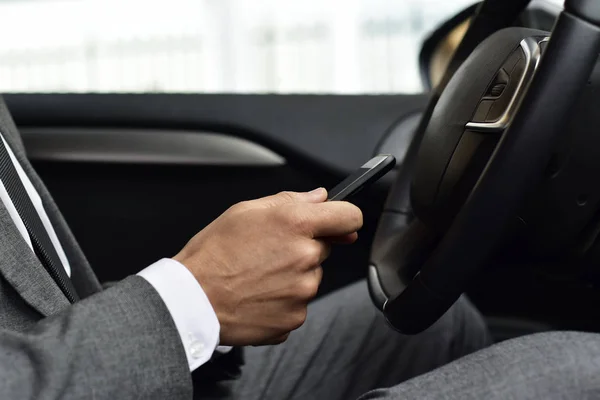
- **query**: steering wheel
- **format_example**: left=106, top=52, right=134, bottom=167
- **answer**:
left=368, top=0, right=600, bottom=334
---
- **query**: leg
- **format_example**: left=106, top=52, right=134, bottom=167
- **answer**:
left=196, top=280, right=490, bottom=399
left=360, top=331, right=600, bottom=400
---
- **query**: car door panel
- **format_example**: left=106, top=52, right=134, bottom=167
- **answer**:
left=6, top=94, right=428, bottom=173
left=22, top=128, right=286, bottom=166
left=4, top=93, right=427, bottom=295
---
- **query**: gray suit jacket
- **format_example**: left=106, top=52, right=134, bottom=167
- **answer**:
left=0, top=98, right=192, bottom=399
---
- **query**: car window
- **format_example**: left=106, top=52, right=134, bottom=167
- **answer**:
left=0, top=0, right=477, bottom=94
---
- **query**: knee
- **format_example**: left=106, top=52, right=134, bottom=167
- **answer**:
left=471, top=331, right=600, bottom=399
left=502, top=331, right=600, bottom=366
left=360, top=331, right=600, bottom=400
left=423, top=295, right=492, bottom=359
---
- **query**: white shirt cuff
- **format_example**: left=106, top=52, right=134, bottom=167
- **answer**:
left=137, top=258, right=221, bottom=371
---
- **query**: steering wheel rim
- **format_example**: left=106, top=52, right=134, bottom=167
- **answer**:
left=368, top=0, right=600, bottom=334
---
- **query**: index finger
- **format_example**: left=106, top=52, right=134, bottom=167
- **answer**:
left=300, top=201, right=363, bottom=238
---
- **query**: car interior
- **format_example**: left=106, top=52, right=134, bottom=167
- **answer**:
left=3, top=0, right=599, bottom=343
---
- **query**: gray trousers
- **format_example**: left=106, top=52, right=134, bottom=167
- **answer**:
left=362, top=330, right=600, bottom=400
left=196, top=280, right=491, bottom=399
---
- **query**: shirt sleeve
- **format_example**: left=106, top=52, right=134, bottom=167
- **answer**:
left=137, top=258, right=221, bottom=371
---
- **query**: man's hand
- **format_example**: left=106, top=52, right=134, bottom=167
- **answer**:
left=173, top=188, right=363, bottom=346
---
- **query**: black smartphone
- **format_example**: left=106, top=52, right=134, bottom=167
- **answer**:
left=328, top=154, right=396, bottom=201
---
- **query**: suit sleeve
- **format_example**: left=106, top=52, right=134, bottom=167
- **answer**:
left=0, top=276, right=193, bottom=400
left=101, top=281, right=117, bottom=289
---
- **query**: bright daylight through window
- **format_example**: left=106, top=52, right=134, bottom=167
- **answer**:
left=0, top=0, right=562, bottom=94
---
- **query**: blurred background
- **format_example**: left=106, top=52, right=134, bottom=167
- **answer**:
left=0, top=0, right=560, bottom=94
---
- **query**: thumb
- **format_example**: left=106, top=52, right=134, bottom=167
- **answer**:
left=258, top=188, right=327, bottom=208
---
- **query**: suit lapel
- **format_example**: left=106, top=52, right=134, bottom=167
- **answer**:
left=0, top=96, right=101, bottom=313
left=9, top=144, right=103, bottom=299
left=0, top=199, right=70, bottom=316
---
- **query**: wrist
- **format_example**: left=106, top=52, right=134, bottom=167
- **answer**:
left=169, top=256, right=229, bottom=344
left=138, top=258, right=222, bottom=370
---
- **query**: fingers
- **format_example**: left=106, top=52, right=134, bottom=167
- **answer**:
left=254, top=332, right=291, bottom=346
left=314, top=241, right=331, bottom=265
left=254, top=266, right=322, bottom=348
left=255, top=188, right=328, bottom=208
left=297, top=240, right=330, bottom=270
left=255, top=265, right=320, bottom=346
left=313, top=264, right=323, bottom=285
left=323, top=232, right=359, bottom=244
left=298, top=201, right=363, bottom=238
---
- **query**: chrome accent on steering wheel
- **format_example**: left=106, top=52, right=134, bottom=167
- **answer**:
left=466, top=37, right=549, bottom=133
